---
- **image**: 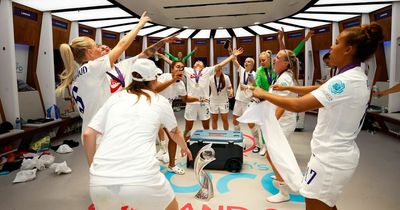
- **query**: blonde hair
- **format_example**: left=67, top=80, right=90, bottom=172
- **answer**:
left=283, top=49, right=300, bottom=85
left=259, top=50, right=273, bottom=69
left=55, top=37, right=94, bottom=96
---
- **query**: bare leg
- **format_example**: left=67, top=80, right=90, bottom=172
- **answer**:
left=165, top=131, right=177, bottom=168
left=305, top=198, right=337, bottom=210
left=221, top=113, right=229, bottom=130
left=201, top=119, right=210, bottom=130
left=233, top=115, right=240, bottom=130
left=165, top=197, right=179, bottom=210
left=211, top=114, right=218, bottom=130
left=266, top=152, right=284, bottom=182
left=184, top=120, right=194, bottom=141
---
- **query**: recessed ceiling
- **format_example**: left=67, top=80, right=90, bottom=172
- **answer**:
left=114, top=0, right=313, bottom=29
left=11, top=0, right=399, bottom=38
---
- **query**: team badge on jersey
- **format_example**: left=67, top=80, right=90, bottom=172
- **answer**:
left=329, top=80, right=345, bottom=94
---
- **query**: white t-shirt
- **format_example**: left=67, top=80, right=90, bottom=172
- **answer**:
left=184, top=66, right=215, bottom=105
left=158, top=73, right=187, bottom=104
left=70, top=55, right=112, bottom=139
left=88, top=90, right=177, bottom=186
left=235, top=66, right=255, bottom=103
left=209, top=74, right=231, bottom=104
left=310, top=66, right=368, bottom=169
left=272, top=71, right=297, bottom=130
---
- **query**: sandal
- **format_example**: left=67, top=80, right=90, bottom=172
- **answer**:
left=167, top=166, right=185, bottom=175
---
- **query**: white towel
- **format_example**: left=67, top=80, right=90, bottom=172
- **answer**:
left=238, top=100, right=303, bottom=192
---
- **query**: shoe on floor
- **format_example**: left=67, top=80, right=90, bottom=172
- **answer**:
left=167, top=165, right=185, bottom=175
left=266, top=191, right=290, bottom=203
left=271, top=175, right=277, bottom=180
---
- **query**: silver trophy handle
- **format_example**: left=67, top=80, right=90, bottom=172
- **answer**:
left=193, top=143, right=216, bottom=200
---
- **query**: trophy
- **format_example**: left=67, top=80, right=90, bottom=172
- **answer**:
left=194, top=144, right=216, bottom=200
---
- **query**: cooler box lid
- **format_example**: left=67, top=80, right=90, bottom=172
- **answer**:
left=190, top=130, right=243, bottom=144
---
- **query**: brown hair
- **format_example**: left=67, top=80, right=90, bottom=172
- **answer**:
left=55, top=36, right=94, bottom=96
left=343, top=22, right=384, bottom=62
left=125, top=72, right=153, bottom=103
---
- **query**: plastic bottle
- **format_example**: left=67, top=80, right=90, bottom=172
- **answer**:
left=372, top=85, right=379, bottom=99
left=15, top=117, right=21, bottom=130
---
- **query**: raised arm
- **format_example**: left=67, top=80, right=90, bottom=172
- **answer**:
left=214, top=48, right=244, bottom=69
left=157, top=52, right=173, bottom=65
left=271, top=84, right=319, bottom=96
left=165, top=51, right=179, bottom=62
left=108, top=12, right=150, bottom=65
left=138, top=34, right=180, bottom=58
left=182, top=46, right=198, bottom=62
left=278, top=27, right=285, bottom=50
left=293, top=30, right=314, bottom=56
left=232, top=56, right=241, bottom=71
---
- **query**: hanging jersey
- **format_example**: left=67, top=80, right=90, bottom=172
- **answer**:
left=310, top=66, right=368, bottom=170
left=184, top=66, right=215, bottom=104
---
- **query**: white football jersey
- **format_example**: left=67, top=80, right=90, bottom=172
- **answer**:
left=209, top=74, right=231, bottom=104
left=157, top=73, right=187, bottom=105
left=184, top=66, right=215, bottom=104
left=311, top=66, right=369, bottom=169
left=235, top=66, right=255, bottom=103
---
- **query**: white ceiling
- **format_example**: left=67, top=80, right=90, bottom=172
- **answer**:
left=11, top=0, right=399, bottom=38
left=115, top=0, right=312, bottom=29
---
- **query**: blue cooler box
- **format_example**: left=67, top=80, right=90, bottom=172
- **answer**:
left=187, top=130, right=243, bottom=172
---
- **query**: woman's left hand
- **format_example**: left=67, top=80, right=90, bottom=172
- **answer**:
left=181, top=148, right=193, bottom=160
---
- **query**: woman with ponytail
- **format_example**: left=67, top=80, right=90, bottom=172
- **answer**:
left=209, top=65, right=233, bottom=130
left=83, top=59, right=192, bottom=210
left=265, top=49, right=300, bottom=203
left=248, top=50, right=276, bottom=154
left=252, top=22, right=384, bottom=210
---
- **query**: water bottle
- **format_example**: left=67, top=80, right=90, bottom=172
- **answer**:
left=15, top=117, right=21, bottom=130
left=200, top=97, right=204, bottom=107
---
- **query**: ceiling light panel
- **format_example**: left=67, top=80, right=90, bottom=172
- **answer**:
left=264, top=22, right=302, bottom=32
left=81, top=18, right=140, bottom=28
left=138, top=26, right=166, bottom=36
left=279, top=18, right=329, bottom=28
left=12, top=0, right=112, bottom=11
left=149, top=28, right=181, bottom=38
left=214, top=29, right=231, bottom=39
left=248, top=25, right=275, bottom=35
left=52, top=8, right=131, bottom=21
left=193, top=29, right=211, bottom=39
left=293, top=13, right=359, bottom=22
left=233, top=28, right=253, bottom=37
left=176, top=29, right=196, bottom=39
left=307, top=4, right=391, bottom=13
left=315, top=0, right=398, bottom=5
left=102, top=23, right=153, bottom=33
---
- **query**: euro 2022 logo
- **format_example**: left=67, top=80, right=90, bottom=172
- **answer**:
left=329, top=80, right=345, bottom=95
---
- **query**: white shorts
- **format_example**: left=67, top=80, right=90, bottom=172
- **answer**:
left=90, top=173, right=174, bottom=210
left=300, top=155, right=356, bottom=207
left=210, top=102, right=229, bottom=114
left=184, top=103, right=210, bottom=121
left=232, top=100, right=249, bottom=116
